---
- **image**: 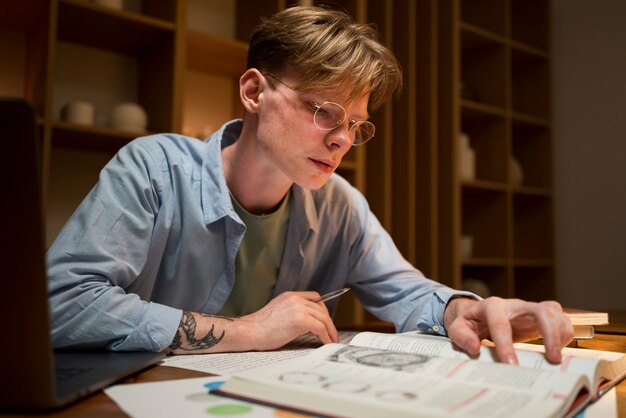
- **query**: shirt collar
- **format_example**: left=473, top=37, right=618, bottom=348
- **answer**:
left=291, top=184, right=320, bottom=236
left=201, top=120, right=241, bottom=224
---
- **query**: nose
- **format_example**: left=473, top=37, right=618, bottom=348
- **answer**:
left=324, top=120, right=353, bottom=150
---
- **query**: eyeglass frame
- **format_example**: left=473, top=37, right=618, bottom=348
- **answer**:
left=263, top=73, right=376, bottom=145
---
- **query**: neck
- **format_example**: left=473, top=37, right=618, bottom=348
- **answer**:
left=222, top=123, right=292, bottom=215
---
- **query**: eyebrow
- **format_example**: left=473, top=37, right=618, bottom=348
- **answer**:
left=348, top=110, right=371, bottom=121
left=311, top=98, right=370, bottom=121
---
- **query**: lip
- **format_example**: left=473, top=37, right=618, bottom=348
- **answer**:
left=309, top=157, right=338, bottom=173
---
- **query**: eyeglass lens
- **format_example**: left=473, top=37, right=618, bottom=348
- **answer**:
left=313, top=102, right=375, bottom=145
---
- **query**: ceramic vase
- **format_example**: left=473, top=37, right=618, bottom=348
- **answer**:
left=110, top=102, right=148, bottom=132
left=459, top=133, right=476, bottom=181
left=61, top=101, right=94, bottom=126
left=510, top=156, right=524, bottom=186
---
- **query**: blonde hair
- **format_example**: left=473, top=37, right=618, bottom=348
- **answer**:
left=247, top=6, right=402, bottom=110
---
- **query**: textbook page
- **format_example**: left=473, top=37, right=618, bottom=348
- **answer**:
left=219, top=343, right=588, bottom=418
left=160, top=331, right=358, bottom=375
left=513, top=343, right=626, bottom=395
left=350, top=331, right=614, bottom=391
left=161, top=349, right=312, bottom=375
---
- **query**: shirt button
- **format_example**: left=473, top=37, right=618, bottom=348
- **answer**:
left=432, top=325, right=440, bottom=333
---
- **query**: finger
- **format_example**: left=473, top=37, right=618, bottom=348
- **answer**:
left=444, top=297, right=483, bottom=356
left=278, top=290, right=322, bottom=302
left=447, top=320, right=482, bottom=357
left=305, top=304, right=339, bottom=343
left=562, top=315, right=575, bottom=346
left=278, top=292, right=338, bottom=343
left=484, top=298, right=518, bottom=365
left=549, top=302, right=574, bottom=347
left=300, top=291, right=323, bottom=301
left=533, top=301, right=571, bottom=364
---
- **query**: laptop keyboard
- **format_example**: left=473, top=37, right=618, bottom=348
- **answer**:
left=55, top=365, right=93, bottom=382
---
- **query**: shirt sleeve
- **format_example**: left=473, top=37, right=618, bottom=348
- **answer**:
left=46, top=139, right=182, bottom=351
left=344, top=190, right=479, bottom=336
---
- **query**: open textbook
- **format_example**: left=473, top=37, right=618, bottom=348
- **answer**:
left=217, top=331, right=626, bottom=418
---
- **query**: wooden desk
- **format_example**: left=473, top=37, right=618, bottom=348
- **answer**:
left=3, top=333, right=625, bottom=418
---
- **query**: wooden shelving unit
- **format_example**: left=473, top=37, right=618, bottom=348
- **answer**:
left=438, top=0, right=554, bottom=300
left=0, top=0, right=554, bottom=327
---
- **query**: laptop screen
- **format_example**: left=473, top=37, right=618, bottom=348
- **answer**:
left=0, top=97, right=57, bottom=408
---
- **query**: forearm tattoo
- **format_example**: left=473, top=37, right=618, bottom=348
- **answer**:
left=170, top=311, right=233, bottom=351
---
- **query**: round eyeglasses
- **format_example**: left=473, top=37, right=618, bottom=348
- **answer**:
left=312, top=101, right=376, bottom=145
left=265, top=73, right=375, bottom=145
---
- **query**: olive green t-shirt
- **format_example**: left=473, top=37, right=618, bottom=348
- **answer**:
left=219, top=190, right=291, bottom=317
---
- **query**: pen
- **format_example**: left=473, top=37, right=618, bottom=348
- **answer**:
left=315, top=287, right=350, bottom=303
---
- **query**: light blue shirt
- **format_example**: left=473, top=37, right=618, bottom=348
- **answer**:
left=47, top=120, right=474, bottom=351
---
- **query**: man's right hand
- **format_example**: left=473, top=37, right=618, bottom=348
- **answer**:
left=168, top=291, right=339, bottom=354
left=239, top=291, right=340, bottom=350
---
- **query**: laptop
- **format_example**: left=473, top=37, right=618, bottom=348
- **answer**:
left=0, top=97, right=165, bottom=411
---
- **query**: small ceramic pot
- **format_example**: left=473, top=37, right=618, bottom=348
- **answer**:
left=510, top=156, right=524, bottom=186
left=110, top=102, right=148, bottom=132
left=460, top=235, right=474, bottom=259
left=60, top=101, right=94, bottom=126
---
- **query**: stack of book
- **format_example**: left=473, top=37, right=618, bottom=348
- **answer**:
left=564, top=308, right=609, bottom=340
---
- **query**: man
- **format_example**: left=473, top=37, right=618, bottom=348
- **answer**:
left=47, top=6, right=573, bottom=365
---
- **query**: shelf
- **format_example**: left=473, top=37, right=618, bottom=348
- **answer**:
left=53, top=1, right=180, bottom=136
left=510, top=0, right=550, bottom=52
left=462, top=258, right=508, bottom=267
left=462, top=187, right=508, bottom=259
left=460, top=0, right=506, bottom=37
left=514, top=259, right=553, bottom=267
left=57, top=0, right=175, bottom=57
left=511, top=41, right=550, bottom=59
left=461, top=100, right=507, bottom=118
left=51, top=121, right=142, bottom=152
left=512, top=119, right=552, bottom=188
left=186, top=30, right=247, bottom=76
left=461, top=180, right=508, bottom=192
left=461, top=107, right=507, bottom=183
left=462, top=265, right=509, bottom=297
left=511, top=112, right=550, bottom=127
left=459, top=22, right=507, bottom=45
left=514, top=265, right=555, bottom=301
left=513, top=186, right=552, bottom=197
left=513, top=193, right=553, bottom=260
left=511, top=47, right=550, bottom=119
left=460, top=28, right=506, bottom=108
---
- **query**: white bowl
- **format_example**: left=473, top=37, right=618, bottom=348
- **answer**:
left=110, top=102, right=148, bottom=132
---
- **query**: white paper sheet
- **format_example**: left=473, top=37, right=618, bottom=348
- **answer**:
left=105, top=376, right=296, bottom=418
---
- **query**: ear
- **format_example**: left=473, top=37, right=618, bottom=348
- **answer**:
left=239, top=69, right=265, bottom=113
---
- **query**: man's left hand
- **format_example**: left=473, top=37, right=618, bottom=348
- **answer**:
left=444, top=297, right=574, bottom=365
